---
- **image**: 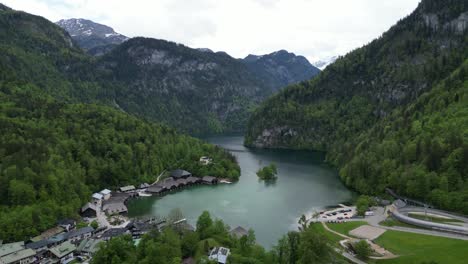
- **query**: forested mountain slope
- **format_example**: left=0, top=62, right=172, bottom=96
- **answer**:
left=242, top=50, right=320, bottom=92
left=339, top=60, right=468, bottom=213
left=1, top=7, right=318, bottom=134
left=0, top=6, right=240, bottom=241
left=95, top=37, right=268, bottom=134
left=246, top=0, right=468, bottom=212
left=0, top=83, right=239, bottom=242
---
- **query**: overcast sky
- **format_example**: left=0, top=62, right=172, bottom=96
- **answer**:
left=4, top=0, right=421, bottom=62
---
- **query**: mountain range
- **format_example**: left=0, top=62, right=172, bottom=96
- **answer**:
left=52, top=18, right=320, bottom=133
left=56, top=18, right=128, bottom=56
left=246, top=0, right=468, bottom=213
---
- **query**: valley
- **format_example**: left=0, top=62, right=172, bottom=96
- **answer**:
left=0, top=0, right=467, bottom=263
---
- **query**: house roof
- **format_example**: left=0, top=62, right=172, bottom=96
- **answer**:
left=186, top=176, right=201, bottom=183
left=81, top=203, right=97, bottom=213
left=66, top=227, right=94, bottom=239
left=103, top=202, right=128, bottom=214
left=30, top=226, right=65, bottom=242
left=170, top=169, right=191, bottom=178
left=49, top=241, right=76, bottom=259
left=101, top=228, right=128, bottom=239
left=146, top=185, right=164, bottom=193
left=0, top=248, right=36, bottom=264
left=176, top=178, right=188, bottom=185
left=25, top=239, right=53, bottom=250
left=100, top=189, right=111, bottom=195
left=0, top=241, right=24, bottom=257
left=202, top=176, right=217, bottom=182
left=120, top=185, right=136, bottom=192
left=77, top=239, right=103, bottom=254
left=230, top=226, right=249, bottom=238
left=139, top=183, right=150, bottom=189
left=92, top=193, right=103, bottom=200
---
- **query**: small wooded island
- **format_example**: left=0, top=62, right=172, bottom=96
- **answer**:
left=256, top=163, right=278, bottom=180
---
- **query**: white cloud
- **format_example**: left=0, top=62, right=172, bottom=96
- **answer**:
left=3, top=0, right=421, bottom=61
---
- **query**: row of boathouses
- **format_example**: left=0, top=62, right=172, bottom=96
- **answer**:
left=146, top=170, right=218, bottom=195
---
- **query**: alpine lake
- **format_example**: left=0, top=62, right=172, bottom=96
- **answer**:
left=127, top=135, right=353, bottom=248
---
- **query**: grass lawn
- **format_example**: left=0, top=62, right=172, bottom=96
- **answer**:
left=374, top=230, right=468, bottom=264
left=309, top=223, right=343, bottom=245
left=327, top=221, right=368, bottom=237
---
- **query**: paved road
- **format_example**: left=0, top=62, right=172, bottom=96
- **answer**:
left=364, top=206, right=468, bottom=241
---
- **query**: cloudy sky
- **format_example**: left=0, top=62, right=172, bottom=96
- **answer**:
left=4, top=0, right=421, bottom=62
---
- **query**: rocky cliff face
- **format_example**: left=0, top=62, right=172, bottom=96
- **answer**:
left=246, top=0, right=468, bottom=148
left=242, top=50, right=320, bottom=92
left=56, top=18, right=128, bottom=54
left=95, top=37, right=266, bottom=134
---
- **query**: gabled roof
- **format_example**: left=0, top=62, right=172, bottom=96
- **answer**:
left=81, top=202, right=97, bottom=212
left=77, top=239, right=103, bottom=254
left=0, top=248, right=36, bottom=264
left=49, top=241, right=76, bottom=259
left=170, top=169, right=191, bottom=178
left=25, top=239, right=54, bottom=250
left=146, top=185, right=164, bottom=193
left=202, top=176, right=217, bottom=182
left=186, top=176, right=201, bottom=183
left=101, top=228, right=128, bottom=239
left=66, top=226, right=94, bottom=239
left=92, top=193, right=103, bottom=200
left=120, top=185, right=136, bottom=192
left=100, top=189, right=111, bottom=195
left=0, top=241, right=24, bottom=257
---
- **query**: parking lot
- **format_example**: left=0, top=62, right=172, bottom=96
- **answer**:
left=317, top=205, right=356, bottom=222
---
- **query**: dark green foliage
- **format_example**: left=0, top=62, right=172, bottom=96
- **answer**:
left=0, top=83, right=239, bottom=242
left=91, top=235, right=137, bottom=264
left=257, top=163, right=278, bottom=180
left=91, top=212, right=344, bottom=263
left=353, top=240, right=372, bottom=260
left=245, top=0, right=468, bottom=213
left=356, top=196, right=374, bottom=216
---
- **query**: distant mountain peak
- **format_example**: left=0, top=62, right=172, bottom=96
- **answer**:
left=0, top=3, right=12, bottom=11
left=242, top=49, right=320, bottom=91
left=312, top=56, right=338, bottom=70
left=56, top=18, right=128, bottom=55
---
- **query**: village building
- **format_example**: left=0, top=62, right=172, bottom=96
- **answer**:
left=186, top=176, right=201, bottom=185
left=170, top=169, right=192, bottom=179
left=208, top=247, right=230, bottom=264
left=25, top=240, right=51, bottom=257
left=230, top=226, right=249, bottom=238
left=99, top=189, right=112, bottom=200
left=119, top=185, right=136, bottom=193
left=80, top=203, right=97, bottom=218
left=92, top=193, right=103, bottom=203
left=100, top=228, right=129, bottom=241
left=139, top=183, right=150, bottom=189
left=102, top=202, right=128, bottom=215
left=46, top=233, right=68, bottom=248
left=65, top=227, right=94, bottom=244
left=102, top=193, right=130, bottom=215
left=49, top=241, right=75, bottom=264
left=57, top=219, right=76, bottom=232
left=76, top=239, right=103, bottom=256
left=30, top=227, right=65, bottom=243
left=146, top=184, right=164, bottom=195
left=0, top=248, right=36, bottom=264
left=199, top=156, right=212, bottom=165
left=202, top=176, right=218, bottom=185
left=0, top=242, right=25, bottom=259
